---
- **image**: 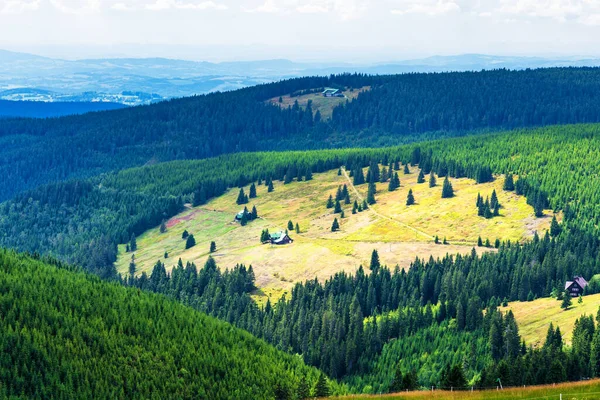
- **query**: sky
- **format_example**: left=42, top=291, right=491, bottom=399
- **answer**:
left=1, top=0, right=600, bottom=62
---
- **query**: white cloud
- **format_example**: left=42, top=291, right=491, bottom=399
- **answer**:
left=244, top=0, right=366, bottom=20
left=49, top=0, right=101, bottom=14
left=496, top=0, right=600, bottom=25
left=391, top=0, right=460, bottom=16
left=0, top=0, right=40, bottom=13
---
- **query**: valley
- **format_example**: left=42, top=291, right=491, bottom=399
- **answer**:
left=117, top=165, right=550, bottom=301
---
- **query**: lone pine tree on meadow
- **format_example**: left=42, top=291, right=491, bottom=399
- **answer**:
left=334, top=199, right=342, bottom=213
left=287, top=220, right=294, bottom=230
left=370, top=249, right=380, bottom=271
left=249, top=183, right=257, bottom=199
left=388, top=172, right=400, bottom=191
left=295, top=223, right=300, bottom=234
left=210, top=241, right=216, bottom=253
left=182, top=230, right=189, bottom=239
left=417, top=169, right=425, bottom=183
left=362, top=199, right=368, bottom=210
left=236, top=188, right=248, bottom=205
left=429, top=171, right=437, bottom=188
left=267, top=179, right=274, bottom=193
left=406, top=189, right=415, bottom=205
left=404, top=164, right=410, bottom=174
left=441, top=176, right=454, bottom=198
left=562, top=291, right=572, bottom=310
left=326, top=194, right=334, bottom=208
left=367, top=181, right=377, bottom=205
left=331, top=218, right=340, bottom=232
left=185, top=234, right=196, bottom=249
left=352, top=200, right=358, bottom=214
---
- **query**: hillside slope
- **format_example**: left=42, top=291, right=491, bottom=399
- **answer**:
left=0, top=250, right=335, bottom=399
left=116, top=166, right=548, bottom=300
left=500, top=293, right=600, bottom=346
left=4, top=68, right=600, bottom=200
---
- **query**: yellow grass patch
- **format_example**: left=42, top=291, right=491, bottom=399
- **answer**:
left=500, top=293, right=600, bottom=346
left=116, top=165, right=551, bottom=302
left=267, top=87, right=368, bottom=119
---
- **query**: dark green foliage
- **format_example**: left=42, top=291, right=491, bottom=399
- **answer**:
left=182, top=230, right=189, bottom=239
left=406, top=189, right=415, bottom=205
left=404, top=164, right=410, bottom=174
left=314, top=374, right=330, bottom=398
left=268, top=178, right=274, bottom=192
left=352, top=200, right=358, bottom=214
left=562, top=291, right=572, bottom=310
left=417, top=169, right=425, bottom=183
left=334, top=199, right=342, bottom=214
left=159, top=219, right=167, bottom=233
left=370, top=249, right=380, bottom=271
left=237, top=188, right=249, bottom=205
left=439, top=364, right=467, bottom=390
left=249, top=183, right=257, bottom=198
left=185, top=234, right=196, bottom=249
left=477, top=236, right=483, bottom=246
left=210, top=241, right=217, bottom=253
left=551, top=216, right=561, bottom=236
left=0, top=250, right=329, bottom=399
left=353, top=167, right=365, bottom=185
left=503, top=174, right=515, bottom=191
left=288, top=220, right=294, bottom=231
left=326, top=195, right=334, bottom=208
left=260, top=229, right=271, bottom=243
left=295, top=223, right=300, bottom=234
left=429, top=171, right=436, bottom=188
left=331, top=218, right=339, bottom=232
left=367, top=181, right=376, bottom=205
left=441, top=177, right=454, bottom=198
left=434, top=235, right=439, bottom=244
left=388, top=172, right=400, bottom=191
left=129, top=233, right=137, bottom=252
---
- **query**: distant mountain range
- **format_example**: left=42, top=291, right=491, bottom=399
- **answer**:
left=2, top=50, right=600, bottom=106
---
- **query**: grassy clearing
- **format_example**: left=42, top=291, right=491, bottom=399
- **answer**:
left=116, top=166, right=550, bottom=302
left=268, top=87, right=368, bottom=119
left=499, top=293, right=600, bottom=346
left=337, top=379, right=600, bottom=399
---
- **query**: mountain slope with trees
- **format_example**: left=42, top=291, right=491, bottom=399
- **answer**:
left=3, top=68, right=600, bottom=200
left=0, top=249, right=336, bottom=399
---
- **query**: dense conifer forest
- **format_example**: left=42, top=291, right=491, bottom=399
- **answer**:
left=5, top=68, right=600, bottom=396
left=3, top=68, right=600, bottom=201
left=0, top=250, right=336, bottom=399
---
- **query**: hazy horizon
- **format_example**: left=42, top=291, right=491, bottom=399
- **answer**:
left=2, top=0, right=600, bottom=62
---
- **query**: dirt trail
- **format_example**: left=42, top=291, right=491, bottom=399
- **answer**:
left=341, top=167, right=435, bottom=241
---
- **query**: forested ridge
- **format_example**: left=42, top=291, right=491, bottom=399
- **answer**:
left=0, top=249, right=338, bottom=399
left=3, top=68, right=600, bottom=200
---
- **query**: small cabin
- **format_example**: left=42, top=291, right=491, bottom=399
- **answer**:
left=322, top=88, right=343, bottom=98
left=565, top=276, right=588, bottom=297
left=234, top=210, right=246, bottom=221
left=269, top=231, right=293, bottom=245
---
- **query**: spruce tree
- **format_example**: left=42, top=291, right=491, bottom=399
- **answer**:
left=267, top=180, right=274, bottom=193
left=477, top=236, right=483, bottom=246
left=240, top=212, right=248, bottom=226
left=441, top=176, right=454, bottom=198
left=331, top=218, right=339, bottom=232
left=406, top=189, right=415, bottom=205
left=362, top=199, right=368, bottom=210
left=251, top=205, right=258, bottom=220
left=490, top=189, right=499, bottom=209
left=370, top=249, right=380, bottom=271
left=417, top=169, right=425, bottom=184
left=429, top=171, right=437, bottom=188
left=390, top=364, right=403, bottom=393
left=164, top=251, right=168, bottom=258
left=550, top=216, right=561, bottom=236
left=185, top=234, right=196, bottom=249
left=562, top=292, right=572, bottom=310
left=297, top=376, right=310, bottom=400
left=334, top=199, right=342, bottom=213
left=130, top=233, right=137, bottom=252
left=249, top=183, right=257, bottom=199
left=434, top=235, right=439, bottom=244
left=367, top=181, right=376, bottom=205
left=352, top=200, right=358, bottom=214
left=305, top=168, right=313, bottom=181
left=326, top=195, right=334, bottom=209
left=404, top=164, right=410, bottom=174
left=314, top=374, right=330, bottom=398
left=504, top=174, right=515, bottom=191
left=236, top=188, right=248, bottom=205
left=287, top=220, right=294, bottom=230
left=182, top=230, right=189, bottom=239
left=210, top=241, right=216, bottom=253
left=159, top=219, right=167, bottom=233
left=295, top=223, right=300, bottom=234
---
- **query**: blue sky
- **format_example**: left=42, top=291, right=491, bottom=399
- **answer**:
left=2, top=0, right=600, bottom=61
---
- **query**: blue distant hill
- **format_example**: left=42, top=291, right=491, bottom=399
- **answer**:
left=0, top=100, right=127, bottom=118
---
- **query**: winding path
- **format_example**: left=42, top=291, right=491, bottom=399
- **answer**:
left=341, top=166, right=435, bottom=241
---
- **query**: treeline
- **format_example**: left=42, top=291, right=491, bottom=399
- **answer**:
left=0, top=249, right=338, bottom=399
left=4, top=68, right=600, bottom=200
